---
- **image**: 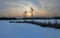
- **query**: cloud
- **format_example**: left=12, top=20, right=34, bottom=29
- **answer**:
left=0, top=0, right=60, bottom=17
left=37, top=0, right=60, bottom=16
left=0, top=0, right=40, bottom=17
left=38, top=0, right=60, bottom=9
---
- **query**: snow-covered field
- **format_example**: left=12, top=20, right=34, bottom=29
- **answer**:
left=0, top=20, right=60, bottom=38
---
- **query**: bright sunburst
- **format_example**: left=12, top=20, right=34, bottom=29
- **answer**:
left=25, top=7, right=33, bottom=17
left=26, top=12, right=32, bottom=17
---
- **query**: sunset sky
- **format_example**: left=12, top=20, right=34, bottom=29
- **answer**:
left=0, top=0, right=60, bottom=17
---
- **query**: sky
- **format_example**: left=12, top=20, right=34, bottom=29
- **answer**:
left=0, top=0, right=60, bottom=17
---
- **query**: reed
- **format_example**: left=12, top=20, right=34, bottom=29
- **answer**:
left=9, top=20, right=60, bottom=29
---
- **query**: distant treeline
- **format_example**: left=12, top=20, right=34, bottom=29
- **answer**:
left=23, top=17, right=60, bottom=19
left=0, top=17, right=60, bottom=20
left=0, top=17, right=17, bottom=20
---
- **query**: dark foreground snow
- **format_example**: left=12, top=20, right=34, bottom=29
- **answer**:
left=0, top=21, right=60, bottom=38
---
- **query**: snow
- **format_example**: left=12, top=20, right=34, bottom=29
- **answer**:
left=0, top=20, right=60, bottom=38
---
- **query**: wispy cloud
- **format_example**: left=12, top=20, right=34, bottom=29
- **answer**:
left=0, top=0, right=60, bottom=17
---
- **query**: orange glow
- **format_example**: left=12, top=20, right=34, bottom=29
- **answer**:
left=26, top=12, right=32, bottom=17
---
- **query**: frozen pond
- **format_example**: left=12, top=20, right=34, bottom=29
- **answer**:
left=0, top=20, right=60, bottom=38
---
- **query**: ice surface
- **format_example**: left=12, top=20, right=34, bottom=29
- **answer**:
left=0, top=20, right=60, bottom=38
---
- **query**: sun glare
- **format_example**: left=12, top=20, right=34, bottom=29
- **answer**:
left=24, top=7, right=33, bottom=17
left=26, top=12, right=32, bottom=17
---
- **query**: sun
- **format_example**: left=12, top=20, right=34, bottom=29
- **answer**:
left=26, top=7, right=31, bottom=17
left=24, top=7, right=33, bottom=17
left=26, top=12, right=32, bottom=17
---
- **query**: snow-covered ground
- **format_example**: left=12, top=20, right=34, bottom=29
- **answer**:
left=0, top=20, right=60, bottom=38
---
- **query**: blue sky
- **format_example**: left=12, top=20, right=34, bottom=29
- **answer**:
left=0, top=0, right=60, bottom=17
